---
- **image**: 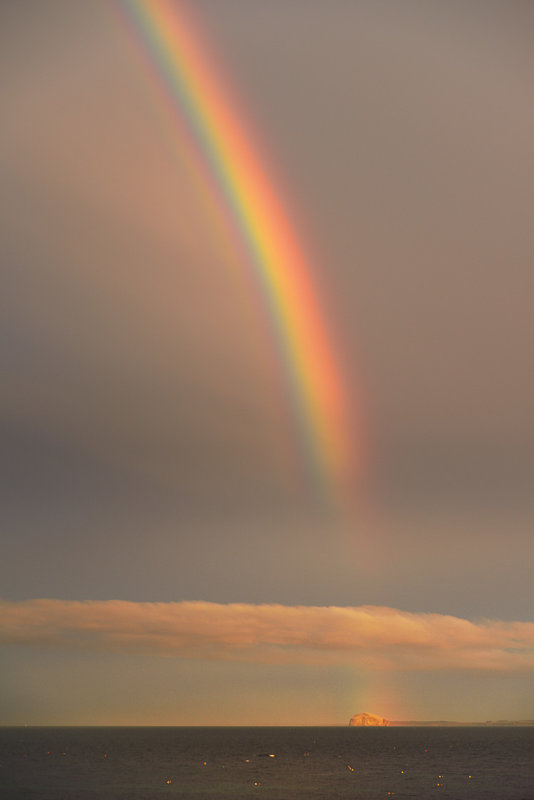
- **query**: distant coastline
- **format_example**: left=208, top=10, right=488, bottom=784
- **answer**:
left=389, top=720, right=534, bottom=727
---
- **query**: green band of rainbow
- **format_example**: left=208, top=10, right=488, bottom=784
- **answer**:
left=116, top=0, right=352, bottom=505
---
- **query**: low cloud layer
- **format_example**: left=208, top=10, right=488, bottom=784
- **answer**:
left=2, top=600, right=534, bottom=672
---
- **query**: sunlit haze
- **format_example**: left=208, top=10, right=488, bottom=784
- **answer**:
left=1, top=0, right=533, bottom=725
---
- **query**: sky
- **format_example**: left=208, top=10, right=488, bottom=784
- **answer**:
left=1, top=0, right=533, bottom=725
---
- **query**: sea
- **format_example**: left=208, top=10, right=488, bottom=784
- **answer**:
left=0, top=726, right=533, bottom=800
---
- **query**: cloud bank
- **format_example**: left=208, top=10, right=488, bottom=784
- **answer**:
left=1, top=600, right=533, bottom=672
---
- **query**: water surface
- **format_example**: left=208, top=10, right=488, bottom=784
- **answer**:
left=1, top=725, right=533, bottom=799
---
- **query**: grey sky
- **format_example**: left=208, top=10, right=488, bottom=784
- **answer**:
left=1, top=0, right=533, bottom=723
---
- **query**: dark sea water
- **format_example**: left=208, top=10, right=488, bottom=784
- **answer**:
left=0, top=726, right=533, bottom=800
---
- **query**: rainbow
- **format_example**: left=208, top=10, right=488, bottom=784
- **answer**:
left=114, top=0, right=352, bottom=504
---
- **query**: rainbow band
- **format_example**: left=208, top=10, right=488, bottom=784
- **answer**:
left=116, top=0, right=350, bottom=503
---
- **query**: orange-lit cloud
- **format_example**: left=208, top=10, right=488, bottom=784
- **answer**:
left=1, top=599, right=534, bottom=672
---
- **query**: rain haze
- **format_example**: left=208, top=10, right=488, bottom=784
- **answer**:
left=1, top=0, right=533, bottom=725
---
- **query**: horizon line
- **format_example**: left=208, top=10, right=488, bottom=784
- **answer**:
left=4, top=720, right=534, bottom=728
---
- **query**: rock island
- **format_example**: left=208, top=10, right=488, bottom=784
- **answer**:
left=349, top=712, right=390, bottom=727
